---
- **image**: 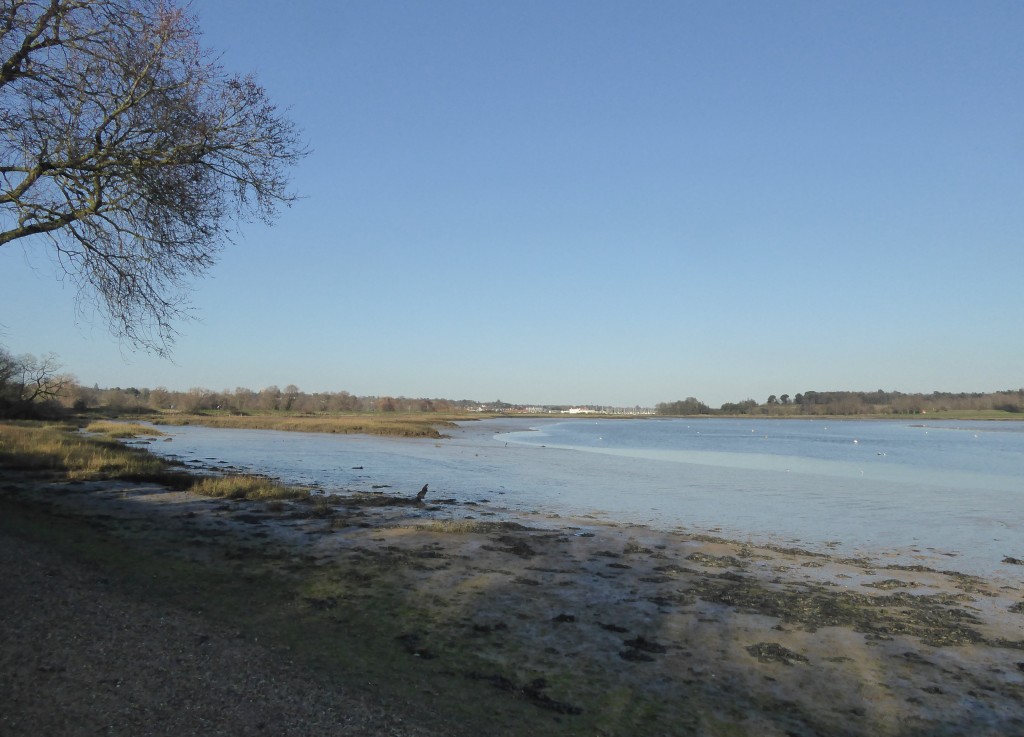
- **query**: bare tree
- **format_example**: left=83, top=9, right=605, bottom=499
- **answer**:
left=1, top=0, right=307, bottom=354
left=0, top=345, right=70, bottom=415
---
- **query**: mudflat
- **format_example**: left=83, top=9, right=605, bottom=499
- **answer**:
left=2, top=472, right=1022, bottom=736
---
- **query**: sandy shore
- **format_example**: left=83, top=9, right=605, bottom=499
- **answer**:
left=2, top=471, right=1023, bottom=736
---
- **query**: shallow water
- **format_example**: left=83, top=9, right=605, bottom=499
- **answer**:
left=149, top=417, right=1024, bottom=578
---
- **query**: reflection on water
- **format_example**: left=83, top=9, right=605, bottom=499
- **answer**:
left=149, top=418, right=1024, bottom=577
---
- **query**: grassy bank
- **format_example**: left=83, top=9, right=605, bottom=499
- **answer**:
left=83, top=420, right=167, bottom=438
left=0, top=422, right=186, bottom=485
left=152, top=412, right=466, bottom=438
left=0, top=422, right=310, bottom=502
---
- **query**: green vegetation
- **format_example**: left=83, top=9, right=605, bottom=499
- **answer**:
left=655, top=397, right=711, bottom=415
left=659, top=388, right=1024, bottom=418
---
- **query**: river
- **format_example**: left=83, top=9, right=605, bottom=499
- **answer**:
left=147, top=417, right=1024, bottom=578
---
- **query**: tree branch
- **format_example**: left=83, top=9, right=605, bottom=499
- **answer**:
left=0, top=0, right=307, bottom=354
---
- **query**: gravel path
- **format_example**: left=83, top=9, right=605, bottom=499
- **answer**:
left=0, top=531, right=434, bottom=737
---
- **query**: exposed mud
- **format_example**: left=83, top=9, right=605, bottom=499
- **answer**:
left=2, top=472, right=1023, bottom=736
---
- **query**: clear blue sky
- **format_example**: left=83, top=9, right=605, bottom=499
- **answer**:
left=1, top=0, right=1022, bottom=407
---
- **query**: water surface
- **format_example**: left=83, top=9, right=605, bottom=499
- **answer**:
left=149, top=417, right=1024, bottom=578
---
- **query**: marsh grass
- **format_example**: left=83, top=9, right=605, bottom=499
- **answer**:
left=85, top=421, right=166, bottom=438
left=190, top=474, right=309, bottom=501
left=0, top=422, right=185, bottom=485
left=154, top=413, right=461, bottom=438
left=1, top=422, right=309, bottom=501
left=922, top=409, right=1024, bottom=420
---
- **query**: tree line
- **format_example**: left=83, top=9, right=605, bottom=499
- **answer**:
left=0, top=342, right=486, bottom=419
left=66, top=384, right=479, bottom=417
left=3, top=343, right=1022, bottom=420
left=658, top=389, right=1024, bottom=416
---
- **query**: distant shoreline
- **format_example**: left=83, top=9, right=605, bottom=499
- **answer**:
left=136, top=410, right=1024, bottom=441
